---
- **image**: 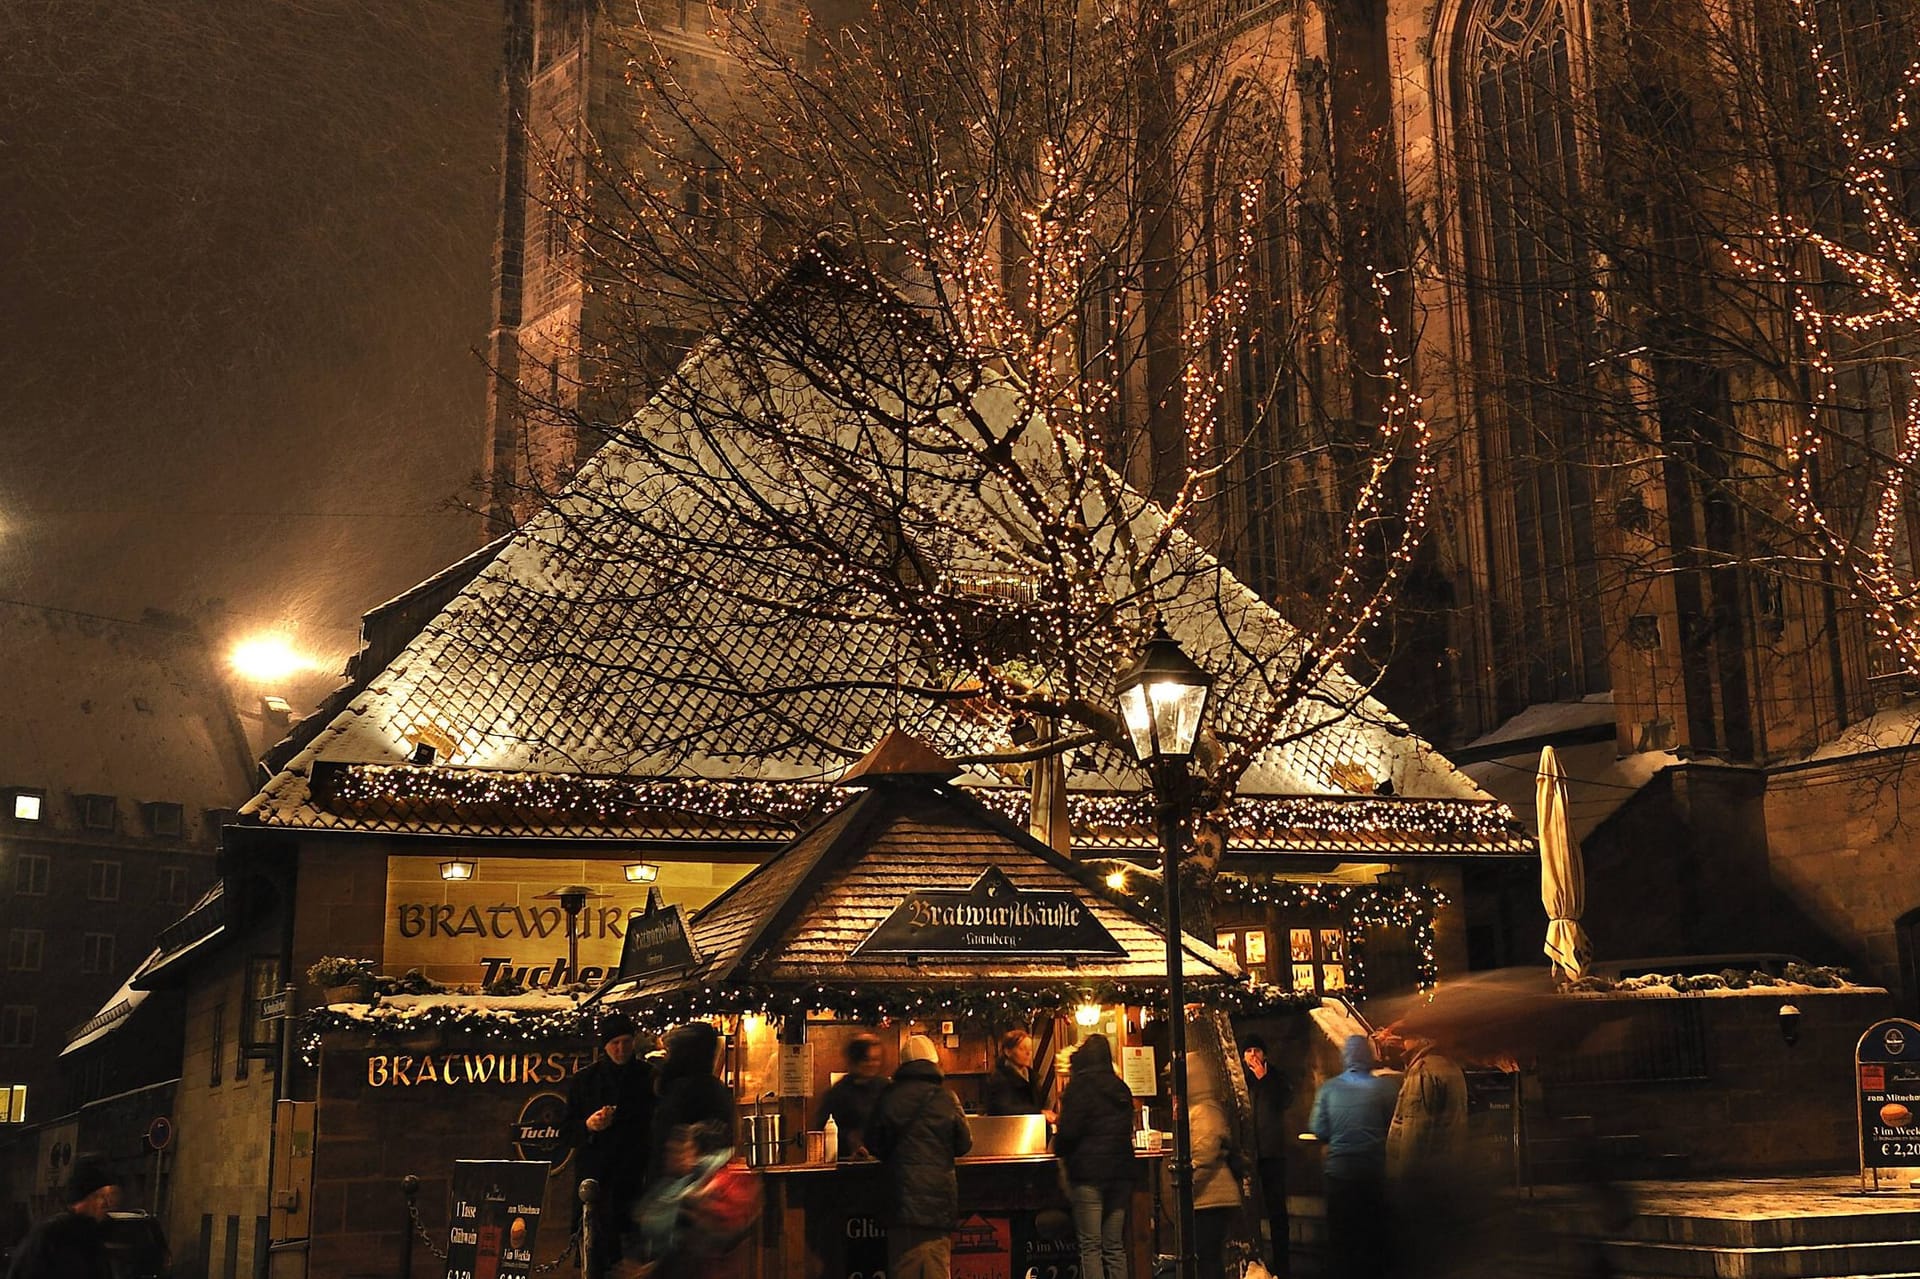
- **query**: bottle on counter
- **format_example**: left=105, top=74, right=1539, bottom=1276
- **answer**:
left=823, top=1115, right=840, bottom=1163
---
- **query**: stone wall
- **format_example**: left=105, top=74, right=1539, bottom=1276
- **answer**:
left=1540, top=988, right=1891, bottom=1177
left=165, top=938, right=277, bottom=1279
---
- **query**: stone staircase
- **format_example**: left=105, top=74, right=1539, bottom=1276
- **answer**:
left=1539, top=1179, right=1920, bottom=1279
left=1282, top=1179, right=1920, bottom=1278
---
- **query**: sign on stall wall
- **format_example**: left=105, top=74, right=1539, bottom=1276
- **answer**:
left=1121, top=1047, right=1156, bottom=1097
left=779, top=1044, right=814, bottom=1097
left=385, top=855, right=746, bottom=987
left=445, top=1159, right=550, bottom=1279
left=854, top=867, right=1125, bottom=958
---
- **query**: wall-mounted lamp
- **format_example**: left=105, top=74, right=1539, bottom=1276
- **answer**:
left=439, top=857, right=477, bottom=882
left=1778, top=1002, right=1802, bottom=1046
left=408, top=742, right=438, bottom=766
left=1075, top=1002, right=1103, bottom=1028
left=624, top=862, right=660, bottom=884
left=1104, top=868, right=1128, bottom=891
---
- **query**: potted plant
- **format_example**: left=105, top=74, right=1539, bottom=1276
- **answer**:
left=307, top=956, right=376, bottom=1004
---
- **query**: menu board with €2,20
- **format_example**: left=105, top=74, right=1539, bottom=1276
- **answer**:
left=1858, top=1018, right=1920, bottom=1174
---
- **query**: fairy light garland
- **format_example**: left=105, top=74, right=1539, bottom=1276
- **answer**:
left=1212, top=875, right=1448, bottom=993
left=298, top=980, right=1318, bottom=1063
left=329, top=763, right=1521, bottom=847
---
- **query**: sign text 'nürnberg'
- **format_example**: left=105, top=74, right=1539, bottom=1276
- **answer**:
left=853, top=866, right=1125, bottom=957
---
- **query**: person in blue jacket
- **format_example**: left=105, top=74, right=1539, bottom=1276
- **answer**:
left=1307, top=1034, right=1400, bottom=1279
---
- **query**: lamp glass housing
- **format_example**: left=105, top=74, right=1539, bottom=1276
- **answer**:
left=1116, top=626, right=1212, bottom=762
left=439, top=858, right=476, bottom=882
left=624, top=862, right=660, bottom=884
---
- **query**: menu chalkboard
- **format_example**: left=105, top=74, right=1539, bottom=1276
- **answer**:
left=1859, top=1018, right=1920, bottom=1178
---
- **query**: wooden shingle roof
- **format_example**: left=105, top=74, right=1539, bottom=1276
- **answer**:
left=602, top=777, right=1241, bottom=1014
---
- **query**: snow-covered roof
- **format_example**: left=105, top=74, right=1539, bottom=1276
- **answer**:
left=1, top=602, right=255, bottom=841
left=242, top=255, right=1521, bottom=857
left=1458, top=698, right=1674, bottom=845
left=61, top=959, right=155, bottom=1056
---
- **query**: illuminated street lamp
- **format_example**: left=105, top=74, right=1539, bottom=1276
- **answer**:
left=1115, top=621, right=1211, bottom=1279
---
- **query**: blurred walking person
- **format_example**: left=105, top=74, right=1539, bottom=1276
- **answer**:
left=1307, top=1035, right=1399, bottom=1279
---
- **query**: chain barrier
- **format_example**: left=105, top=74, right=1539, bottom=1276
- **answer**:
left=404, top=1181, right=581, bottom=1273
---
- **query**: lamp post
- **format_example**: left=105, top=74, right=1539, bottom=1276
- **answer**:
left=1116, top=621, right=1212, bottom=1279
left=536, top=884, right=606, bottom=982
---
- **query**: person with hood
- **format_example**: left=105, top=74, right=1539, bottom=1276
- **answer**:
left=651, top=1023, right=738, bottom=1178
left=5, top=1156, right=120, bottom=1279
left=1173, top=1049, right=1245, bottom=1279
left=1240, top=1034, right=1294, bottom=1275
left=981, top=1029, right=1054, bottom=1120
left=1053, top=1034, right=1136, bottom=1279
left=1307, top=1034, right=1401, bottom=1279
left=865, top=1034, right=972, bottom=1279
left=566, top=1013, right=655, bottom=1279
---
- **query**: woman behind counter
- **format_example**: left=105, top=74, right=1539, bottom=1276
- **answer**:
left=1053, top=1034, right=1135, bottom=1279
left=982, top=1029, right=1055, bottom=1120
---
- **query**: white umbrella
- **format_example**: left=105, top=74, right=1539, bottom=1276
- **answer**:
left=1538, top=745, right=1593, bottom=981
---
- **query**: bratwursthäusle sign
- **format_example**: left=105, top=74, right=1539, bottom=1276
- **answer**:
left=853, top=866, right=1125, bottom=957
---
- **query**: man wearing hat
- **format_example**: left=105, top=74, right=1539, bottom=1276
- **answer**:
left=566, top=1013, right=655, bottom=1279
left=866, top=1035, right=972, bottom=1279
left=1241, top=1034, right=1294, bottom=1275
left=5, top=1155, right=120, bottom=1278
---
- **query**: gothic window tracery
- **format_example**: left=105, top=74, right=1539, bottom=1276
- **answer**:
left=1455, top=0, right=1611, bottom=710
left=1202, top=86, right=1321, bottom=607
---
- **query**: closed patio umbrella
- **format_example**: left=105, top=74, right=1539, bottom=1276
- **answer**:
left=1538, top=745, right=1592, bottom=981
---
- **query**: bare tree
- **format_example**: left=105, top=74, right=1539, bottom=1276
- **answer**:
left=1420, top=0, right=1917, bottom=755
left=475, top=0, right=1444, bottom=835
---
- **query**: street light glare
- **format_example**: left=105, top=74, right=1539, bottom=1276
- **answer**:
left=229, top=634, right=312, bottom=683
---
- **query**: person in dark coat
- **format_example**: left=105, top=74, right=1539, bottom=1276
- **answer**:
left=565, top=1013, right=655, bottom=1279
left=981, top=1029, right=1054, bottom=1119
left=5, top=1156, right=120, bottom=1279
left=1241, top=1034, right=1294, bottom=1275
left=865, top=1034, right=972, bottom=1279
left=813, top=1032, right=887, bottom=1157
left=1053, top=1034, right=1136, bottom=1279
left=652, top=1022, right=738, bottom=1176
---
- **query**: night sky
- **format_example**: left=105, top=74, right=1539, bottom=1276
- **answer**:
left=1, top=1, right=505, bottom=706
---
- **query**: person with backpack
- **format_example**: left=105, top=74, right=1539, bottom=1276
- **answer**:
left=865, top=1034, right=972, bottom=1279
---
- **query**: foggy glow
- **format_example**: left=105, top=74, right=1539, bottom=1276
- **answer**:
left=229, top=634, right=313, bottom=683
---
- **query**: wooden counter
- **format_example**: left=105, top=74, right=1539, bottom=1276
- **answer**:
left=752, top=1151, right=1165, bottom=1279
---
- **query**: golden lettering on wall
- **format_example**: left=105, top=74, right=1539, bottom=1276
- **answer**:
left=382, top=857, right=749, bottom=986
left=364, top=1051, right=592, bottom=1088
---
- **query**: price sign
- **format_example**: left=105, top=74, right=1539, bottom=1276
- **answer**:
left=1858, top=1018, right=1920, bottom=1178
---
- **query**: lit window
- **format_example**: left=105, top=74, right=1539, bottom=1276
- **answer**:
left=11, top=792, right=42, bottom=822
left=0, top=1007, right=35, bottom=1048
left=0, top=1084, right=24, bottom=1123
left=13, top=856, right=48, bottom=897
left=1243, top=929, right=1268, bottom=966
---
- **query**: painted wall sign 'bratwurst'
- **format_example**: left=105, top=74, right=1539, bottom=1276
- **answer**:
left=365, top=1051, right=591, bottom=1088
left=853, top=867, right=1126, bottom=957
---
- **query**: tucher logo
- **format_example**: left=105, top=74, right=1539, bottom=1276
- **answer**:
left=513, top=1092, right=572, bottom=1169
